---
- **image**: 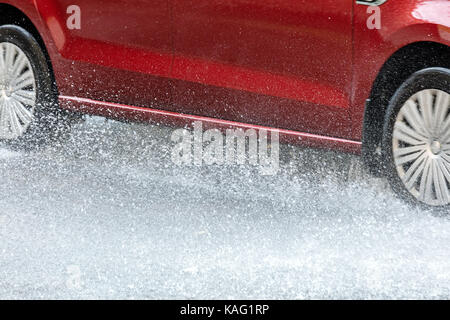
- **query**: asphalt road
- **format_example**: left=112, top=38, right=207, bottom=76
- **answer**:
left=0, top=116, right=449, bottom=299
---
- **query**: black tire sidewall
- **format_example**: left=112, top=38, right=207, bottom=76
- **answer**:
left=382, top=67, right=450, bottom=210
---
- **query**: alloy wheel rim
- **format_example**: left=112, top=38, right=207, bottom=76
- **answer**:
left=393, top=89, right=450, bottom=206
left=0, top=42, right=36, bottom=140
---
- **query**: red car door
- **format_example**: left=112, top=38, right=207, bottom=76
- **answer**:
left=170, top=0, right=354, bottom=138
left=35, top=0, right=173, bottom=108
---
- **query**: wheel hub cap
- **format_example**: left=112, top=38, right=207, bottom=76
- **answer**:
left=0, top=42, right=37, bottom=140
left=1, top=83, right=13, bottom=97
left=393, top=89, right=450, bottom=207
left=430, top=140, right=441, bottom=155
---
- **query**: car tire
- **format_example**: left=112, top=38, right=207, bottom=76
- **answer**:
left=0, top=25, right=75, bottom=149
left=382, top=67, right=450, bottom=210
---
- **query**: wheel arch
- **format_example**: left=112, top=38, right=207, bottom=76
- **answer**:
left=0, top=3, right=58, bottom=96
left=361, top=41, right=450, bottom=175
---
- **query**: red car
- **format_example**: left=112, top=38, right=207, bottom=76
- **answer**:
left=0, top=0, right=449, bottom=208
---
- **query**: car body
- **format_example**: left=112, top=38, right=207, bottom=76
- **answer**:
left=0, top=0, right=449, bottom=207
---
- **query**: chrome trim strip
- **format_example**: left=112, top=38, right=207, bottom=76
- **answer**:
left=356, top=0, right=388, bottom=6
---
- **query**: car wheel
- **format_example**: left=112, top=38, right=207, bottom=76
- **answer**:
left=0, top=25, right=73, bottom=149
left=382, top=67, right=450, bottom=209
